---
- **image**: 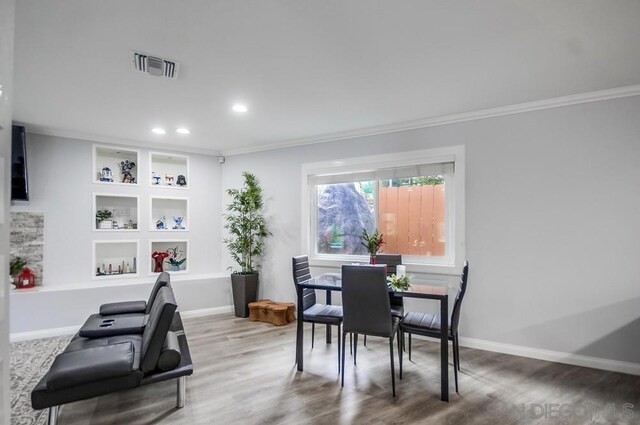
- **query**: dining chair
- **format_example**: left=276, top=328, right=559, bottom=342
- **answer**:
left=363, top=254, right=404, bottom=349
left=292, top=255, right=343, bottom=372
left=400, top=260, right=469, bottom=393
left=341, top=265, right=402, bottom=397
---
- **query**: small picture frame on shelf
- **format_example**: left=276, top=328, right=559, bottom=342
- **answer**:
left=99, top=220, right=113, bottom=229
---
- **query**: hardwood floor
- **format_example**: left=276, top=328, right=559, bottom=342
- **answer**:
left=55, top=313, right=640, bottom=424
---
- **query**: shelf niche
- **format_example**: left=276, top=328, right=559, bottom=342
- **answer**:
left=93, top=145, right=139, bottom=185
left=150, top=197, right=188, bottom=231
left=150, top=152, right=189, bottom=189
left=93, top=240, right=139, bottom=279
left=150, top=240, right=188, bottom=274
left=94, top=194, right=139, bottom=231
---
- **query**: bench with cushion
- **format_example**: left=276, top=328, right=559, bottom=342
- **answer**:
left=31, top=283, right=193, bottom=425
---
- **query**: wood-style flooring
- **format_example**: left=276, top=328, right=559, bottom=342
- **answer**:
left=55, top=313, right=640, bottom=424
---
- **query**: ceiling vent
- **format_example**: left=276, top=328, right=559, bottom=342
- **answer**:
left=131, top=51, right=179, bottom=79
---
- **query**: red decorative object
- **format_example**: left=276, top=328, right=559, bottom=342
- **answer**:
left=17, top=267, right=35, bottom=289
left=152, top=251, right=169, bottom=273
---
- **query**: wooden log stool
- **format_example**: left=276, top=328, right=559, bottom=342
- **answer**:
left=248, top=300, right=296, bottom=326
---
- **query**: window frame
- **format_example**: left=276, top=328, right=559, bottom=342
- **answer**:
left=301, top=145, right=465, bottom=275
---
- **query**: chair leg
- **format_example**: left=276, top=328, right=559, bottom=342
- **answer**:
left=364, top=334, right=367, bottom=347
left=337, top=323, right=341, bottom=373
left=455, top=332, right=461, bottom=371
left=353, top=333, right=358, bottom=365
left=177, top=376, right=186, bottom=408
left=398, top=330, right=403, bottom=380
left=341, top=331, right=347, bottom=387
left=389, top=338, right=396, bottom=397
left=350, top=332, right=352, bottom=355
left=408, top=333, right=412, bottom=361
left=48, top=406, right=59, bottom=425
left=453, top=346, right=459, bottom=394
left=311, top=323, right=315, bottom=349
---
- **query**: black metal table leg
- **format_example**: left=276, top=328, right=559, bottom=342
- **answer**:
left=325, top=290, right=332, bottom=344
left=296, top=287, right=304, bottom=371
left=440, top=294, right=449, bottom=401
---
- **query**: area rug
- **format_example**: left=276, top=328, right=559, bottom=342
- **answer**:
left=10, top=335, right=71, bottom=425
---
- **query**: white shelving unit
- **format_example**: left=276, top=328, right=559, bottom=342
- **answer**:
left=150, top=240, right=188, bottom=274
left=93, top=240, right=139, bottom=279
left=149, top=152, right=189, bottom=189
left=93, top=193, right=139, bottom=231
left=150, top=196, right=188, bottom=231
left=93, top=145, right=139, bottom=186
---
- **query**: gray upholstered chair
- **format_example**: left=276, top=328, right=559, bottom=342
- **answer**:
left=363, top=254, right=403, bottom=348
left=292, top=255, right=343, bottom=372
left=340, top=265, right=402, bottom=397
left=400, top=260, right=469, bottom=393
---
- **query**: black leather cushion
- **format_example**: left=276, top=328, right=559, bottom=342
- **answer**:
left=141, top=287, right=178, bottom=373
left=99, top=300, right=147, bottom=316
left=303, top=304, right=343, bottom=325
left=78, top=314, right=146, bottom=338
left=157, top=331, right=181, bottom=371
left=401, top=312, right=451, bottom=336
left=46, top=342, right=134, bottom=391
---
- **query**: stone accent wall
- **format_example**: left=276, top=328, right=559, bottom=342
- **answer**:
left=10, top=212, right=44, bottom=286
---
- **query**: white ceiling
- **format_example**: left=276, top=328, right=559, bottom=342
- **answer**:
left=12, top=1, right=640, bottom=155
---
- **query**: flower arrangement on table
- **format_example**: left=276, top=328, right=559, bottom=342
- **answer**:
left=387, top=274, right=411, bottom=292
left=361, top=228, right=385, bottom=264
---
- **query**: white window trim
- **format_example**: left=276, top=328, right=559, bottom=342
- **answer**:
left=301, top=145, right=465, bottom=276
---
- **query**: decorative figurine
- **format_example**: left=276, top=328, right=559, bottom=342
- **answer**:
left=165, top=174, right=175, bottom=185
left=120, top=160, right=136, bottom=184
left=152, top=251, right=169, bottom=273
left=176, top=175, right=187, bottom=187
left=16, top=267, right=36, bottom=289
left=156, top=216, right=167, bottom=230
left=173, top=216, right=185, bottom=230
left=152, top=172, right=161, bottom=185
left=100, top=166, right=113, bottom=182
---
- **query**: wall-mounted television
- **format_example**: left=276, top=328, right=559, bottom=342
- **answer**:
left=11, top=125, right=29, bottom=201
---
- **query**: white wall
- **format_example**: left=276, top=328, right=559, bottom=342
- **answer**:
left=221, top=95, right=640, bottom=366
left=10, top=134, right=232, bottom=334
left=0, top=0, right=14, bottom=422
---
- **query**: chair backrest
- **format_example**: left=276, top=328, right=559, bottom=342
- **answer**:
left=341, top=265, right=394, bottom=337
left=141, top=286, right=178, bottom=373
left=450, top=261, right=469, bottom=335
left=146, top=272, right=171, bottom=314
left=292, top=255, right=316, bottom=311
left=376, top=254, right=403, bottom=307
left=375, top=254, right=402, bottom=276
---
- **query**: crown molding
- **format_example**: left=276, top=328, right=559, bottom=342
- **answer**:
left=221, top=84, right=640, bottom=156
left=18, top=124, right=221, bottom=157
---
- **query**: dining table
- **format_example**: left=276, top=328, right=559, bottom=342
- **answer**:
left=295, top=272, right=450, bottom=402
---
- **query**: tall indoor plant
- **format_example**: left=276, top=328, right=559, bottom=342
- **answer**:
left=224, top=172, right=270, bottom=317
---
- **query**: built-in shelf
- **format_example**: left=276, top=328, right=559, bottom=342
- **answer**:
left=93, top=145, right=139, bottom=186
left=93, top=240, right=139, bottom=279
left=150, top=152, right=189, bottom=189
left=150, top=240, right=188, bottom=274
left=150, top=196, right=188, bottom=231
left=93, top=193, right=139, bottom=231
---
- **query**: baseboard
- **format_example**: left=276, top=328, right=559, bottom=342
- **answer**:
left=179, top=305, right=233, bottom=319
left=10, top=325, right=80, bottom=342
left=459, top=336, right=640, bottom=376
left=9, top=305, right=234, bottom=342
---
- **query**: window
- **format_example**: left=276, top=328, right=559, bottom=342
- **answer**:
left=302, top=146, right=465, bottom=272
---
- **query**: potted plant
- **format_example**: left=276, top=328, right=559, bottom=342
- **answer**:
left=224, top=172, right=270, bottom=317
left=387, top=274, right=410, bottom=292
left=166, top=246, right=186, bottom=271
left=9, top=257, right=27, bottom=288
left=361, top=228, right=385, bottom=264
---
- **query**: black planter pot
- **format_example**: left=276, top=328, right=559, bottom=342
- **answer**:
left=231, top=273, right=259, bottom=318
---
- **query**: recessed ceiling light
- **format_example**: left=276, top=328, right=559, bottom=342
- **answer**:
left=151, top=128, right=166, bottom=135
left=232, top=104, right=248, bottom=113
left=176, top=128, right=190, bottom=135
